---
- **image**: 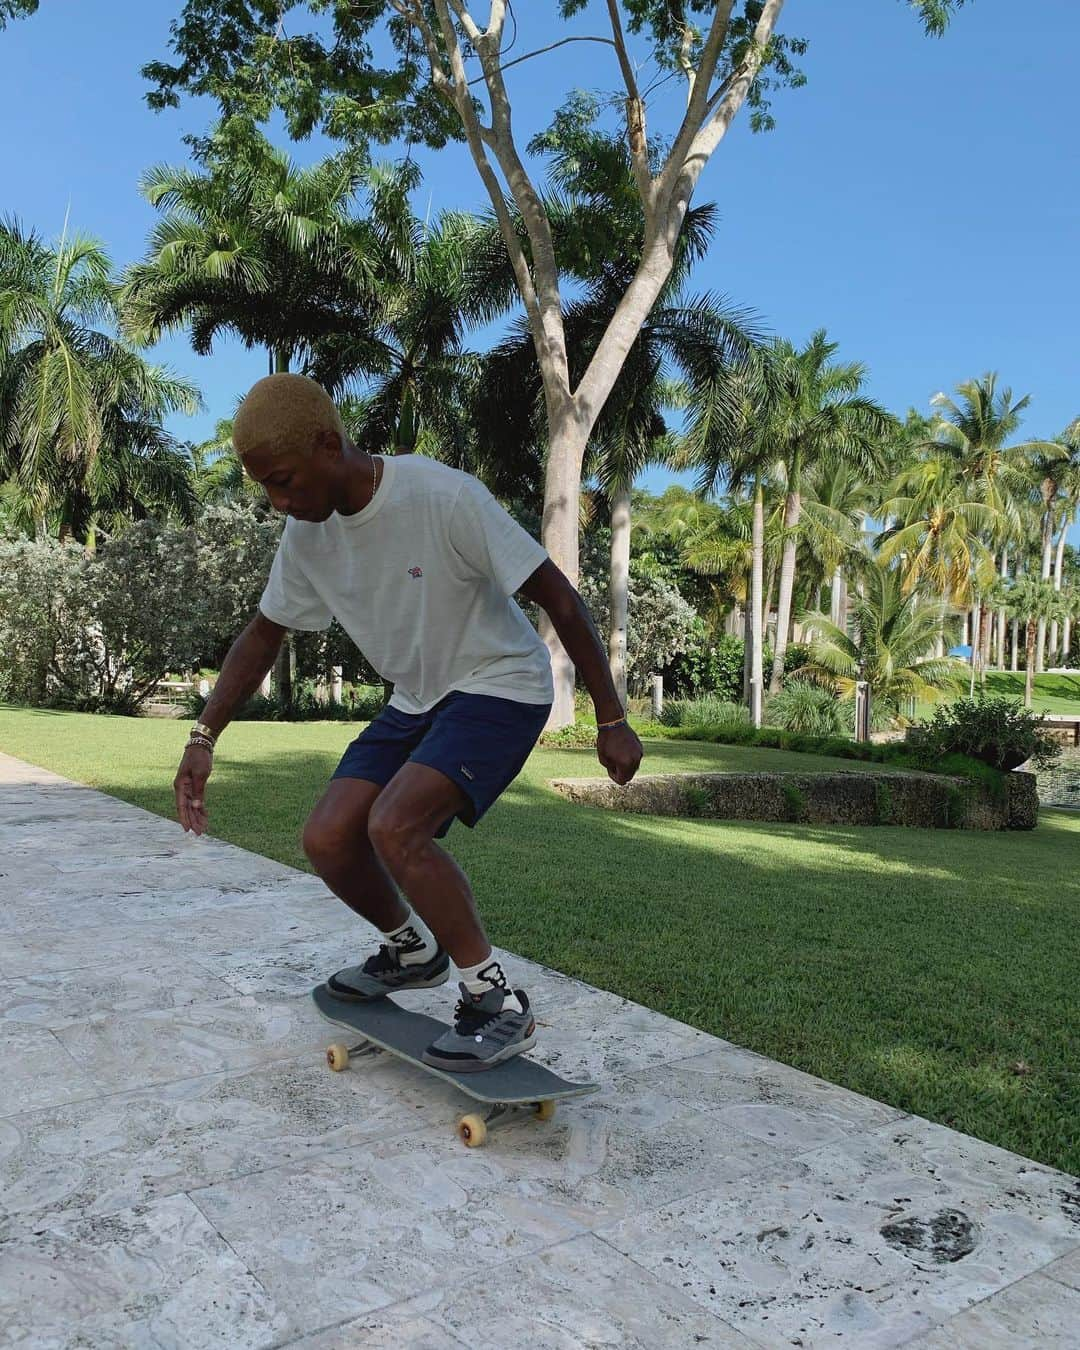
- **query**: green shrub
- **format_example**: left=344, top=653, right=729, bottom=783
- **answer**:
left=905, top=696, right=1061, bottom=771
left=784, top=642, right=812, bottom=674
left=540, top=723, right=597, bottom=748
left=765, top=678, right=847, bottom=736
left=186, top=682, right=385, bottom=723
left=660, top=696, right=751, bottom=729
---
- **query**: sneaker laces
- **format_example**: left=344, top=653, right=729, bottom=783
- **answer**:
left=361, top=943, right=402, bottom=977
left=452, top=996, right=502, bottom=1036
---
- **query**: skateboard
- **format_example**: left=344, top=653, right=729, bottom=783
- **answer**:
left=312, top=983, right=599, bottom=1148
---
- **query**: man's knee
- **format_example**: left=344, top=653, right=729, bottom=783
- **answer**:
left=303, top=809, right=368, bottom=871
left=367, top=800, right=427, bottom=869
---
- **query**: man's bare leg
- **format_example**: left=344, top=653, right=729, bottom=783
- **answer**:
left=366, top=762, right=492, bottom=968
left=301, top=778, right=410, bottom=932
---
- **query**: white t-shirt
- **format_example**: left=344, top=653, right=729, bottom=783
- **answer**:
left=258, top=454, right=553, bottom=714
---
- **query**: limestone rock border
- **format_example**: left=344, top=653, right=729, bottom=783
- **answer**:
left=549, top=770, right=1038, bottom=831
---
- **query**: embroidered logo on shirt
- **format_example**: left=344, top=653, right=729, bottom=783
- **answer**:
left=408, top=566, right=423, bottom=578
left=459, top=764, right=475, bottom=781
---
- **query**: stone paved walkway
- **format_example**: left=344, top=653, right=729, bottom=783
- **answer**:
left=1, top=750, right=1078, bottom=1348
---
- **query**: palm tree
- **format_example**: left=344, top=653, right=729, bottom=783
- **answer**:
left=877, top=455, right=1000, bottom=603
left=757, top=332, right=894, bottom=695
left=0, top=218, right=200, bottom=543
left=121, top=128, right=395, bottom=377
left=122, top=131, right=417, bottom=709
left=929, top=374, right=1058, bottom=673
left=310, top=197, right=517, bottom=465
left=1047, top=429, right=1080, bottom=664
left=801, top=562, right=966, bottom=719
left=1029, top=445, right=1072, bottom=671
left=1006, top=576, right=1065, bottom=706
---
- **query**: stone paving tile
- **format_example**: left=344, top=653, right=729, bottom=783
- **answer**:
left=0, top=960, right=238, bottom=1026
left=48, top=993, right=331, bottom=1095
left=282, top=1304, right=468, bottom=1349
left=0, top=1192, right=289, bottom=1348
left=0, top=1055, right=452, bottom=1237
left=622, top=1042, right=909, bottom=1158
left=911, top=1271, right=1080, bottom=1347
left=378, top=1236, right=758, bottom=1348
left=189, top=1129, right=590, bottom=1343
left=598, top=1118, right=1080, bottom=1348
left=0, top=1021, right=103, bottom=1115
left=1042, top=1243, right=1080, bottom=1292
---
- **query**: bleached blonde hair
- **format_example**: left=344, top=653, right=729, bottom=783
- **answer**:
left=232, top=373, right=345, bottom=460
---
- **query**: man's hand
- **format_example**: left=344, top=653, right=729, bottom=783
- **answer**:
left=597, top=722, right=643, bottom=786
left=174, top=745, right=213, bottom=835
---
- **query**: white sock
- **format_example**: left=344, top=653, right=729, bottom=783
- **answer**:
left=458, top=955, right=523, bottom=1013
left=381, top=911, right=439, bottom=966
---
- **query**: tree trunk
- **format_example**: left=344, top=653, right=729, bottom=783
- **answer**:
left=996, top=547, right=1008, bottom=670
left=607, top=482, right=632, bottom=708
left=1011, top=618, right=1019, bottom=672
left=750, top=479, right=764, bottom=727
left=539, top=404, right=590, bottom=728
left=829, top=566, right=845, bottom=628
left=742, top=597, right=752, bottom=703
left=274, top=634, right=294, bottom=712
left=1063, top=615, right=1073, bottom=666
left=1049, top=524, right=1068, bottom=664
left=769, top=490, right=800, bottom=694
left=1036, top=509, right=1054, bottom=671
left=1025, top=618, right=1036, bottom=706
left=978, top=603, right=991, bottom=688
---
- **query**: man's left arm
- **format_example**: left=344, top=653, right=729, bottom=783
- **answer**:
left=518, top=559, right=643, bottom=786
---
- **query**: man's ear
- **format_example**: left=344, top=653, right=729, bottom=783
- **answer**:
left=314, top=427, right=344, bottom=460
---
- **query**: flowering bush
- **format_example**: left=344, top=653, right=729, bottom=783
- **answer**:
left=0, top=504, right=281, bottom=712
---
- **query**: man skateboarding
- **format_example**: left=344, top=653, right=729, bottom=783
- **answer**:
left=173, top=373, right=643, bottom=1071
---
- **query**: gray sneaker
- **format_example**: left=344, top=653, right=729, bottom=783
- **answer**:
left=421, top=983, right=536, bottom=1072
left=327, top=944, right=450, bottom=1001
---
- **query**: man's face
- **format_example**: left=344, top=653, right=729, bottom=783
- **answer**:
left=242, top=433, right=339, bottom=522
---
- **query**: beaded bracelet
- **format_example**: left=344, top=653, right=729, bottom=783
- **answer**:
left=186, top=735, right=215, bottom=754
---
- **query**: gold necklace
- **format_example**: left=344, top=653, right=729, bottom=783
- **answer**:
left=368, top=452, right=382, bottom=505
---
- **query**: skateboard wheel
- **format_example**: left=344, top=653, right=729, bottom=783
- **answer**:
left=533, top=1100, right=556, bottom=1122
left=458, top=1113, right=487, bottom=1148
left=326, top=1043, right=350, bottom=1072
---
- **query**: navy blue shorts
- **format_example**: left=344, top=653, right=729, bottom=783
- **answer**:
left=332, top=691, right=552, bottom=838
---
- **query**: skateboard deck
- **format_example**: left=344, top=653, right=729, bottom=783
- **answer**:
left=312, top=983, right=598, bottom=1146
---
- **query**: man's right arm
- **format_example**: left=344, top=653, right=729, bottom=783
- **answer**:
left=197, top=610, right=287, bottom=736
left=173, top=611, right=286, bottom=834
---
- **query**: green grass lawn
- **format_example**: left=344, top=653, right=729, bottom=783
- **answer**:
left=2, top=705, right=1078, bottom=1176
left=983, top=671, right=1080, bottom=715
left=918, top=671, right=1080, bottom=718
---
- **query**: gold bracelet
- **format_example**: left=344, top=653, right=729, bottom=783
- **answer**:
left=186, top=735, right=215, bottom=753
left=597, top=715, right=627, bottom=730
left=191, top=721, right=217, bottom=743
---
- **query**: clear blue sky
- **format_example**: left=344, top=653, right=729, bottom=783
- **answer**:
left=1, top=0, right=1077, bottom=538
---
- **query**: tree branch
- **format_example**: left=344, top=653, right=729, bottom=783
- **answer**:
left=685, top=0, right=785, bottom=191
left=436, top=0, right=571, bottom=397
left=465, top=35, right=616, bottom=87
left=604, top=0, right=654, bottom=210
left=660, top=0, right=737, bottom=200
